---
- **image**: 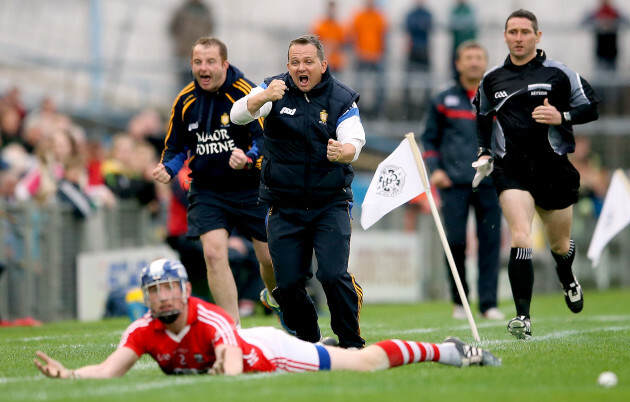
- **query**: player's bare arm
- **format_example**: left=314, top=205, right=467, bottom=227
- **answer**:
left=327, top=139, right=356, bottom=164
left=246, top=79, right=286, bottom=115
left=33, top=347, right=139, bottom=379
left=532, top=98, right=561, bottom=125
left=152, top=163, right=173, bottom=184
left=209, top=344, right=243, bottom=376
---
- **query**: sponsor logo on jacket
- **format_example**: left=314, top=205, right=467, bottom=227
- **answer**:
left=494, top=91, right=508, bottom=99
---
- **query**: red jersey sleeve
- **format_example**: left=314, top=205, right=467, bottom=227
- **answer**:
left=118, top=318, right=152, bottom=356
left=194, top=301, right=240, bottom=348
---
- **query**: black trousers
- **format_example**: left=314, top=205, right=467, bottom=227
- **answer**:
left=267, top=201, right=364, bottom=348
left=441, top=184, right=502, bottom=313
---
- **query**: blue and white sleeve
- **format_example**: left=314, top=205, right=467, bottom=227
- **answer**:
left=230, top=85, right=272, bottom=124
left=336, top=102, right=366, bottom=162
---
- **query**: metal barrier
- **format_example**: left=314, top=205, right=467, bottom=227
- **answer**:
left=1, top=198, right=628, bottom=322
left=0, top=200, right=157, bottom=322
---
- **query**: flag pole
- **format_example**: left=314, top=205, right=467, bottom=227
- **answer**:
left=617, top=169, right=630, bottom=193
left=404, top=133, right=481, bottom=342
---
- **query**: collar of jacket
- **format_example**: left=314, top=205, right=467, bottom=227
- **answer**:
left=504, top=48, right=546, bottom=70
left=285, top=67, right=332, bottom=97
left=193, top=64, right=245, bottom=98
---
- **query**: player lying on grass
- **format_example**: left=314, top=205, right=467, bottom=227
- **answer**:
left=33, top=259, right=501, bottom=378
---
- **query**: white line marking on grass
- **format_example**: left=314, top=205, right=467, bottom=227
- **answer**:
left=591, top=314, right=630, bottom=322
left=479, top=324, right=630, bottom=347
left=3, top=372, right=284, bottom=401
left=0, top=375, right=46, bottom=384
left=372, top=314, right=630, bottom=341
left=13, top=331, right=122, bottom=343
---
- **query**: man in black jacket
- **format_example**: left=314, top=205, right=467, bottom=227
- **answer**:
left=421, top=41, right=502, bottom=321
left=152, top=37, right=274, bottom=326
left=473, top=10, right=599, bottom=339
left=231, top=34, right=366, bottom=349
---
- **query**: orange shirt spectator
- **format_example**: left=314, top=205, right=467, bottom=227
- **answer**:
left=312, top=1, right=347, bottom=73
left=349, top=0, right=388, bottom=63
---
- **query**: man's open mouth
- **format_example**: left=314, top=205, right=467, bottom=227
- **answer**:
left=299, top=75, right=309, bottom=85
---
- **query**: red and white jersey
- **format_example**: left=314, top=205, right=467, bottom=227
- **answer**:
left=119, top=297, right=276, bottom=374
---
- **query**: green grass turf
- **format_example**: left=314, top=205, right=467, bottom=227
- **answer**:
left=1, top=289, right=629, bottom=401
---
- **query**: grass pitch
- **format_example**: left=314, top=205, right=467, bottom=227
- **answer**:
left=1, top=289, right=629, bottom=401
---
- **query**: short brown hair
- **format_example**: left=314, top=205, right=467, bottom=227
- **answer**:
left=505, top=9, right=538, bottom=33
left=455, top=40, right=487, bottom=61
left=191, top=37, right=228, bottom=61
left=287, top=34, right=325, bottom=62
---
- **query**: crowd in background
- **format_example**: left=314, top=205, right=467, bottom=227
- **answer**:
left=0, top=87, right=163, bottom=215
left=0, top=85, right=268, bottom=318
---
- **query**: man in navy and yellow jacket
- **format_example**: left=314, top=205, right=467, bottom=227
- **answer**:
left=153, top=37, right=274, bottom=326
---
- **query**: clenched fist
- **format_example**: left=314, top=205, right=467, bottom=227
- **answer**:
left=264, top=79, right=287, bottom=102
left=152, top=163, right=172, bottom=184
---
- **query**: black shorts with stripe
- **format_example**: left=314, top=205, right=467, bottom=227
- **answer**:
left=491, top=152, right=580, bottom=210
left=186, top=184, right=268, bottom=242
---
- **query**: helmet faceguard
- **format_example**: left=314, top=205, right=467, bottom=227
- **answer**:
left=140, top=259, right=189, bottom=324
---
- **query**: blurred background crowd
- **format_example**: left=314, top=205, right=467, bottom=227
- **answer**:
left=0, top=0, right=629, bottom=322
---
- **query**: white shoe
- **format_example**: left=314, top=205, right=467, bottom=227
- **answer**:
left=482, top=307, right=505, bottom=320
left=452, top=305, right=467, bottom=320
left=507, top=315, right=531, bottom=339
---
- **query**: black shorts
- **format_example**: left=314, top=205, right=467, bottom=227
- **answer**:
left=186, top=184, right=268, bottom=242
left=491, top=153, right=580, bottom=210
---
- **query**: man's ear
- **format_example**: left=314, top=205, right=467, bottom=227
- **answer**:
left=186, top=281, right=193, bottom=298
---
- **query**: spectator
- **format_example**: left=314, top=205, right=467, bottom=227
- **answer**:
left=15, top=128, right=78, bottom=204
left=21, top=97, right=75, bottom=155
left=348, top=0, right=388, bottom=118
left=0, top=143, right=33, bottom=203
left=127, top=109, right=166, bottom=158
left=57, top=155, right=94, bottom=219
left=569, top=136, right=609, bottom=218
left=583, top=0, right=628, bottom=72
left=169, top=0, right=214, bottom=88
left=405, top=0, right=433, bottom=74
left=83, top=137, right=117, bottom=209
left=102, top=134, right=158, bottom=209
left=448, top=0, right=477, bottom=74
left=403, top=0, right=433, bottom=119
left=0, top=106, right=24, bottom=149
left=0, top=86, right=26, bottom=122
left=131, top=140, right=161, bottom=213
left=84, top=138, right=106, bottom=187
left=421, top=41, right=503, bottom=321
left=312, top=1, right=348, bottom=76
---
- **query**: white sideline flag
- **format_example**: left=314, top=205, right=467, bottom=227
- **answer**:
left=361, top=138, right=428, bottom=230
left=587, top=169, right=630, bottom=267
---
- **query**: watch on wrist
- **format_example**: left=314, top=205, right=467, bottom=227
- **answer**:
left=563, top=111, right=572, bottom=123
left=477, top=147, right=492, bottom=157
